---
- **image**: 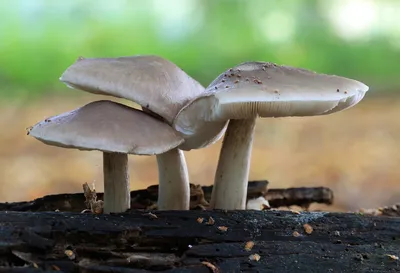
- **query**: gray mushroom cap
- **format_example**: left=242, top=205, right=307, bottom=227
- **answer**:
left=173, top=61, right=369, bottom=141
left=28, top=100, right=184, bottom=155
left=59, top=55, right=226, bottom=150
left=59, top=55, right=205, bottom=124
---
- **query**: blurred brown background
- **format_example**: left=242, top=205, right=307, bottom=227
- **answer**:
left=1, top=0, right=399, bottom=212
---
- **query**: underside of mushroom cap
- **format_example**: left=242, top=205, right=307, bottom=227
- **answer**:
left=173, top=61, right=369, bottom=141
left=28, top=100, right=184, bottom=155
left=172, top=92, right=228, bottom=151
left=59, top=55, right=205, bottom=124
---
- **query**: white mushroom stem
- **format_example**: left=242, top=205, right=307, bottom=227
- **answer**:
left=156, top=148, right=190, bottom=210
left=210, top=118, right=257, bottom=210
left=103, top=152, right=130, bottom=213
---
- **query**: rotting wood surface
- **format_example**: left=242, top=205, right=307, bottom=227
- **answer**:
left=0, top=181, right=334, bottom=212
left=0, top=210, right=399, bottom=272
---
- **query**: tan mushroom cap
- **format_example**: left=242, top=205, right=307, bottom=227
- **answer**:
left=173, top=61, right=369, bottom=140
left=28, top=100, right=184, bottom=155
left=59, top=55, right=205, bottom=124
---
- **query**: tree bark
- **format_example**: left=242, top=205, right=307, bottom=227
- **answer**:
left=0, top=210, right=399, bottom=272
left=0, top=182, right=334, bottom=213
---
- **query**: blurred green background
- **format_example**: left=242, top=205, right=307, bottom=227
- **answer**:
left=1, top=0, right=399, bottom=212
left=2, top=0, right=400, bottom=98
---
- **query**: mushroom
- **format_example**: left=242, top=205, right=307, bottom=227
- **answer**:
left=246, top=196, right=270, bottom=210
left=59, top=55, right=226, bottom=210
left=28, top=100, right=185, bottom=213
left=173, top=62, right=369, bottom=210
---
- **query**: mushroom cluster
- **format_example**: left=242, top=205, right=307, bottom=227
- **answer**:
left=28, top=56, right=369, bottom=213
left=174, top=62, right=369, bottom=210
left=28, top=55, right=227, bottom=213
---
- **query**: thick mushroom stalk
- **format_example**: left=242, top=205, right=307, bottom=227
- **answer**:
left=103, top=152, right=130, bottom=213
left=141, top=107, right=190, bottom=210
left=174, top=61, right=369, bottom=210
left=28, top=100, right=185, bottom=214
left=210, top=118, right=256, bottom=209
left=157, top=149, right=190, bottom=210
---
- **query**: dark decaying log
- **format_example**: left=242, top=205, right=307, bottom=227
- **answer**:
left=265, top=187, right=334, bottom=209
left=0, top=210, right=399, bottom=272
left=0, top=181, right=334, bottom=212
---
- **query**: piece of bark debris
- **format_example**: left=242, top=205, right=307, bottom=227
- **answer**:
left=206, top=216, right=215, bottom=225
left=303, top=223, right=313, bottom=234
left=358, top=203, right=400, bottom=217
left=249, top=253, right=261, bottom=261
left=12, top=250, right=41, bottom=265
left=386, top=254, right=399, bottom=260
left=245, top=241, right=255, bottom=251
left=143, top=212, right=158, bottom=219
left=354, top=254, right=365, bottom=261
left=217, top=226, right=228, bottom=232
left=82, top=182, right=103, bottom=214
left=197, top=217, right=204, bottom=224
left=201, top=261, right=219, bottom=272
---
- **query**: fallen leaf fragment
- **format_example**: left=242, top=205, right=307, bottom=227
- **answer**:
left=65, top=250, right=76, bottom=260
left=245, top=241, right=255, bottom=251
left=201, top=261, right=219, bottom=272
left=290, top=209, right=301, bottom=215
left=197, top=217, right=204, bottom=224
left=249, top=253, right=261, bottom=261
left=293, top=231, right=301, bottom=237
left=217, top=226, right=228, bottom=232
left=303, top=223, right=313, bottom=234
